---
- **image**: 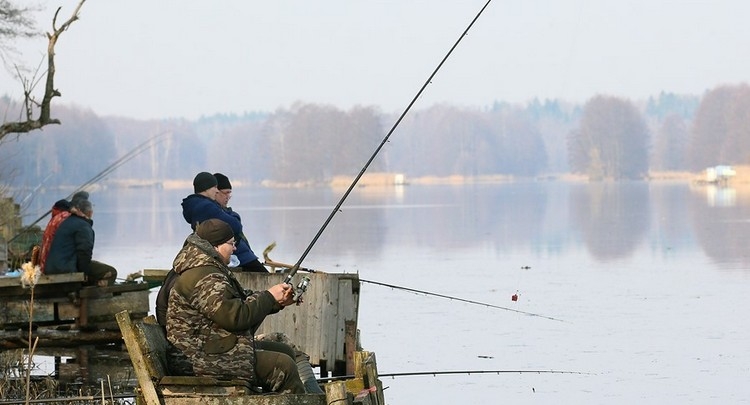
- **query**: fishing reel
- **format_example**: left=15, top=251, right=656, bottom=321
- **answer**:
left=293, top=276, right=311, bottom=305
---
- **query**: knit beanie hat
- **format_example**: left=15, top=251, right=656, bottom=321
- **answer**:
left=213, top=173, right=232, bottom=190
left=196, top=218, right=234, bottom=246
left=70, top=191, right=89, bottom=206
left=193, top=172, right=218, bottom=193
left=53, top=199, right=71, bottom=211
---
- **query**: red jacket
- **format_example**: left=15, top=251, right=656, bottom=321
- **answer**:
left=39, top=207, right=70, bottom=273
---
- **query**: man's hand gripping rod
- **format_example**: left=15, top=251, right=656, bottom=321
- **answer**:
left=265, top=242, right=312, bottom=303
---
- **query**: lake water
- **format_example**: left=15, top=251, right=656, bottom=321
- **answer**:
left=25, top=180, right=750, bottom=404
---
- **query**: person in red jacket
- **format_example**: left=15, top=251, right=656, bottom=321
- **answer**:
left=39, top=191, right=90, bottom=273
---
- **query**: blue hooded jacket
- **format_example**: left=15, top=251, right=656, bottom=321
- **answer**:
left=181, top=193, right=258, bottom=265
left=45, top=214, right=95, bottom=276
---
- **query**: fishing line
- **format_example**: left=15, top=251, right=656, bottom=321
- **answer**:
left=359, top=278, right=564, bottom=322
left=284, top=0, right=494, bottom=284
left=264, top=249, right=564, bottom=321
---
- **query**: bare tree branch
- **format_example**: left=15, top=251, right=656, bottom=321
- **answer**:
left=0, top=0, right=87, bottom=140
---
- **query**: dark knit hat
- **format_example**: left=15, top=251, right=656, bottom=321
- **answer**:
left=213, top=173, right=232, bottom=190
left=70, top=191, right=89, bottom=206
left=193, top=172, right=218, bottom=193
left=75, top=199, right=93, bottom=215
left=196, top=218, right=234, bottom=246
left=53, top=199, right=71, bottom=211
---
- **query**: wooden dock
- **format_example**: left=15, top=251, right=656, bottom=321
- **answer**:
left=0, top=272, right=151, bottom=349
left=144, top=270, right=362, bottom=378
left=117, top=309, right=385, bottom=405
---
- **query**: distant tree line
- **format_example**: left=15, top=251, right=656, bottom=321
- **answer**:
left=2, top=83, right=750, bottom=189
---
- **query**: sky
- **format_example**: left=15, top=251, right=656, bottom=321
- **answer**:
left=3, top=0, right=750, bottom=120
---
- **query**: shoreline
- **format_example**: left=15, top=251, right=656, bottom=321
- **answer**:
left=11, top=166, right=750, bottom=192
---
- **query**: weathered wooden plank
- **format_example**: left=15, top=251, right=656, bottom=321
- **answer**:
left=353, top=352, right=383, bottom=405
left=115, top=310, right=162, bottom=405
left=78, top=282, right=151, bottom=298
left=0, top=272, right=85, bottom=288
left=336, top=279, right=354, bottom=367
left=162, top=395, right=327, bottom=405
left=142, top=268, right=169, bottom=283
left=57, top=289, right=150, bottom=319
left=345, top=321, right=357, bottom=376
left=320, top=274, right=338, bottom=366
left=325, top=382, right=352, bottom=404
left=0, top=328, right=123, bottom=349
left=0, top=298, right=60, bottom=324
left=0, top=239, right=7, bottom=272
left=0, top=273, right=85, bottom=301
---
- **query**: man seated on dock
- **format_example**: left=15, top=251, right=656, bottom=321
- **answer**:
left=164, top=219, right=315, bottom=394
left=45, top=199, right=118, bottom=286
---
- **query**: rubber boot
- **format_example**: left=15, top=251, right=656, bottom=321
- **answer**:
left=296, top=359, right=324, bottom=394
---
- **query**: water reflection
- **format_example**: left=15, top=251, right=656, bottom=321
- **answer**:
left=21, top=180, right=750, bottom=271
left=688, top=185, right=750, bottom=269
left=13, top=180, right=750, bottom=402
left=569, top=182, right=650, bottom=261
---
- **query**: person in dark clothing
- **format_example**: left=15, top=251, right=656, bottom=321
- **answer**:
left=156, top=221, right=323, bottom=393
left=163, top=219, right=324, bottom=393
left=39, top=199, right=72, bottom=273
left=45, top=199, right=117, bottom=286
left=39, top=191, right=91, bottom=273
left=181, top=172, right=267, bottom=272
left=213, top=173, right=267, bottom=273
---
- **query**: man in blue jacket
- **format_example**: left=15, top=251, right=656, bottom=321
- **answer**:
left=181, top=172, right=267, bottom=272
left=45, top=199, right=118, bottom=286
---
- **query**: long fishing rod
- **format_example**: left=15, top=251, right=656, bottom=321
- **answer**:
left=318, top=369, right=592, bottom=382
left=284, top=0, right=494, bottom=285
left=264, top=247, right=563, bottom=321
left=75, top=131, right=170, bottom=192
left=8, top=131, right=169, bottom=243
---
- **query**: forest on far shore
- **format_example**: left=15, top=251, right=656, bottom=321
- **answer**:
left=1, top=82, right=749, bottom=190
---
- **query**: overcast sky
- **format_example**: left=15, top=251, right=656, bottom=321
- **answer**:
left=3, top=0, right=750, bottom=120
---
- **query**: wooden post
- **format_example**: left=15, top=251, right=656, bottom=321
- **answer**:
left=115, top=310, right=161, bottom=405
left=319, top=359, right=328, bottom=379
left=325, top=381, right=351, bottom=405
left=77, top=296, right=88, bottom=329
left=345, top=320, right=357, bottom=376
left=354, top=351, right=384, bottom=405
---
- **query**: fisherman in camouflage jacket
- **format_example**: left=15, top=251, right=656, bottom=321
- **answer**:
left=166, top=218, right=305, bottom=393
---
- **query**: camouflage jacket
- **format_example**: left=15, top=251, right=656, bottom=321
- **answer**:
left=165, top=233, right=282, bottom=383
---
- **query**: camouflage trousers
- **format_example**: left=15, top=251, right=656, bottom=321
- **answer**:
left=256, top=332, right=322, bottom=394
left=255, top=333, right=305, bottom=394
left=256, top=332, right=309, bottom=363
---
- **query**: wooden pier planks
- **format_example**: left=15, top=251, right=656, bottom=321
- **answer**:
left=0, top=273, right=152, bottom=348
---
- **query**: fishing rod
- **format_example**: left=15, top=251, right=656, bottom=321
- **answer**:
left=74, top=131, right=170, bottom=192
left=264, top=246, right=563, bottom=322
left=318, top=369, right=592, bottom=382
left=283, top=0, right=494, bottom=286
left=8, top=131, right=169, bottom=243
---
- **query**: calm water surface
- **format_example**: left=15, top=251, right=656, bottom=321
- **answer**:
left=26, top=181, right=750, bottom=404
